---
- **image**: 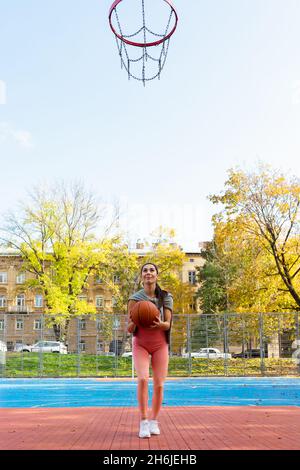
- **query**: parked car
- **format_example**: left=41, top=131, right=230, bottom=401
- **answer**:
left=232, top=349, right=264, bottom=359
left=0, top=340, right=6, bottom=366
left=182, top=348, right=232, bottom=359
left=14, top=343, right=31, bottom=352
left=121, top=351, right=132, bottom=357
left=17, top=341, right=68, bottom=354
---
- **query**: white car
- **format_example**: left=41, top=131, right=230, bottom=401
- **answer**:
left=121, top=351, right=132, bottom=357
left=14, top=343, right=31, bottom=352
left=18, top=341, right=68, bottom=354
left=0, top=340, right=6, bottom=366
left=182, top=348, right=232, bottom=359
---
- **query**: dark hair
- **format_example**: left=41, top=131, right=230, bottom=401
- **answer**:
left=140, top=262, right=168, bottom=308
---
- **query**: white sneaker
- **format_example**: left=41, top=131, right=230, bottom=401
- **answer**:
left=149, top=420, right=160, bottom=435
left=139, top=420, right=151, bottom=438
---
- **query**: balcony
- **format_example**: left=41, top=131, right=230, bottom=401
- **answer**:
left=8, top=305, right=32, bottom=314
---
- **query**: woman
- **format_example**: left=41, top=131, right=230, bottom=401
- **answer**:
left=127, top=262, right=173, bottom=438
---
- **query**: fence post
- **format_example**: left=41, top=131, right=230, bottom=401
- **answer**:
left=0, top=314, right=7, bottom=377
left=77, top=317, right=81, bottom=377
left=39, top=314, right=44, bottom=378
left=296, top=313, right=300, bottom=376
left=259, top=313, right=265, bottom=376
left=114, top=314, right=117, bottom=378
left=223, top=313, right=229, bottom=377
left=187, top=315, right=191, bottom=377
left=19, top=315, right=24, bottom=376
left=96, top=314, right=99, bottom=377
left=205, top=315, right=209, bottom=374
left=242, top=315, right=246, bottom=376
left=131, top=334, right=134, bottom=380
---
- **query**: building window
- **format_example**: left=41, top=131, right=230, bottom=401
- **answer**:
left=96, top=296, right=103, bottom=308
left=189, top=258, right=195, bottom=263
left=0, top=319, right=4, bottom=331
left=0, top=295, right=6, bottom=307
left=34, top=319, right=42, bottom=330
left=16, top=273, right=26, bottom=284
left=16, top=294, right=25, bottom=307
left=96, top=317, right=103, bottom=331
left=95, top=277, right=103, bottom=284
left=78, top=295, right=87, bottom=302
left=35, top=295, right=43, bottom=307
left=113, top=275, right=120, bottom=284
left=112, top=297, right=117, bottom=307
left=79, top=319, right=86, bottom=330
left=113, top=318, right=121, bottom=331
left=188, top=271, right=197, bottom=285
left=16, top=319, right=24, bottom=330
left=0, top=272, right=7, bottom=283
left=97, top=341, right=104, bottom=352
left=79, top=341, right=85, bottom=352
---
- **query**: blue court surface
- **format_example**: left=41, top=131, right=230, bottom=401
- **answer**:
left=0, top=377, right=300, bottom=408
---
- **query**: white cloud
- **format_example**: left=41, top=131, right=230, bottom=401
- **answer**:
left=0, top=122, right=33, bottom=149
left=12, top=130, right=33, bottom=149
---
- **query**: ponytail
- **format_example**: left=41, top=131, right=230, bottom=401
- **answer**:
left=155, top=283, right=168, bottom=309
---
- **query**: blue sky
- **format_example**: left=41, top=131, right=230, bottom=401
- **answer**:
left=1, top=0, right=300, bottom=249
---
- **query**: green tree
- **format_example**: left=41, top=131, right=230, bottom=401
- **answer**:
left=196, top=241, right=228, bottom=314
left=0, top=182, right=122, bottom=340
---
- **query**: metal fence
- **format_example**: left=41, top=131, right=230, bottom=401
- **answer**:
left=0, top=312, right=300, bottom=377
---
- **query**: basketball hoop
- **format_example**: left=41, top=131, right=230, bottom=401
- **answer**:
left=109, top=0, right=178, bottom=85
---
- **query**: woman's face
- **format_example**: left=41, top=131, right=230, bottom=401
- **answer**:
left=141, top=264, right=158, bottom=286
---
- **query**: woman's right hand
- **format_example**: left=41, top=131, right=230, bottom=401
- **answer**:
left=127, top=300, right=137, bottom=333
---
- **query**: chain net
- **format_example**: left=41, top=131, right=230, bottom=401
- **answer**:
left=110, top=0, right=177, bottom=85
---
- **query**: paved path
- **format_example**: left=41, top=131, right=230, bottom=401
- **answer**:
left=1, top=406, right=300, bottom=450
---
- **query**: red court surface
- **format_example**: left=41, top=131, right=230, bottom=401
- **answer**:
left=1, top=406, right=300, bottom=450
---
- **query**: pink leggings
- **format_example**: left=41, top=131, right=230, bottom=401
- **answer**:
left=133, top=328, right=169, bottom=419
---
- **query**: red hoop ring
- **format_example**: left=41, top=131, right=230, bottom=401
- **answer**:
left=109, top=0, right=178, bottom=48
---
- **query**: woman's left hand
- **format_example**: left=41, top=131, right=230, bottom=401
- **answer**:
left=150, top=317, right=167, bottom=330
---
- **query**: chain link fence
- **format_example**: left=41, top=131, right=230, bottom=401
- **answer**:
left=1, top=313, right=300, bottom=377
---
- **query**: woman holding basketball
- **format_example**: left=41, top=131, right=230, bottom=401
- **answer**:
left=127, top=263, right=173, bottom=439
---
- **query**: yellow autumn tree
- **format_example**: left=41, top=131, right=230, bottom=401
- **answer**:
left=209, top=164, right=300, bottom=311
left=207, top=164, right=300, bottom=345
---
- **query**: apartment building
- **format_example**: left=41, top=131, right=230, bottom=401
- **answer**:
left=0, top=243, right=206, bottom=353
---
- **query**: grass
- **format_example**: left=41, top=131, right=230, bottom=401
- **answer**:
left=1, top=353, right=299, bottom=377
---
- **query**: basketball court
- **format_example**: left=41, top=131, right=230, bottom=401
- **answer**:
left=1, top=405, right=300, bottom=451
left=1, top=0, right=300, bottom=454
left=1, top=378, right=300, bottom=450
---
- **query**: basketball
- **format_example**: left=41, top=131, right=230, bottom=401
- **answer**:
left=131, top=301, right=160, bottom=328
